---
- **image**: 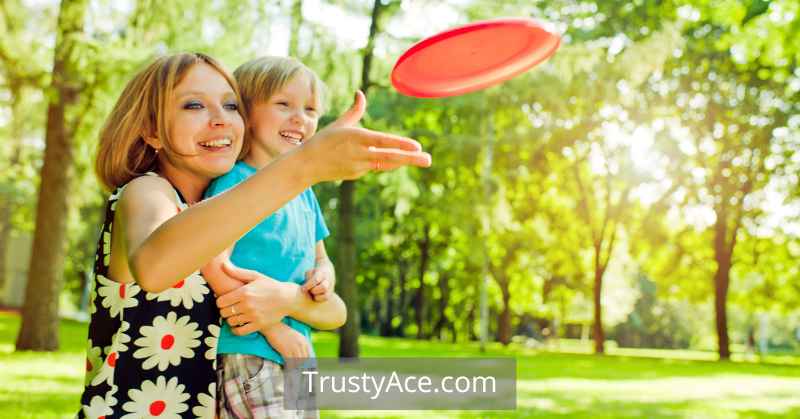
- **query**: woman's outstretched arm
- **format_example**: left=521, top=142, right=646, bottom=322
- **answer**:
left=125, top=93, right=431, bottom=292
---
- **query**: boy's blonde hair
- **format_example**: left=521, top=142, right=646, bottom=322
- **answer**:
left=234, top=56, right=326, bottom=141
left=95, top=52, right=247, bottom=191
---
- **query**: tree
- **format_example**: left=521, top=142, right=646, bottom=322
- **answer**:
left=337, top=0, right=401, bottom=358
left=16, top=0, right=89, bottom=351
left=643, top=0, right=798, bottom=359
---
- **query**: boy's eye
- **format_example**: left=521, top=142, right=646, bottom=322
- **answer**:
left=183, top=101, right=203, bottom=110
left=224, top=102, right=239, bottom=111
left=276, top=101, right=289, bottom=107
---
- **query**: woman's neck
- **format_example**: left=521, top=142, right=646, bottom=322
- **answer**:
left=156, top=163, right=209, bottom=205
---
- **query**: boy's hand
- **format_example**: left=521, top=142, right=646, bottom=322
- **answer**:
left=262, top=322, right=310, bottom=368
left=301, top=261, right=335, bottom=302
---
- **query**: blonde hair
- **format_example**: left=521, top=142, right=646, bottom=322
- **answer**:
left=233, top=56, right=326, bottom=143
left=95, top=52, right=247, bottom=191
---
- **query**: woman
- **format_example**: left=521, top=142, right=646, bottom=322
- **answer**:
left=78, top=52, right=430, bottom=418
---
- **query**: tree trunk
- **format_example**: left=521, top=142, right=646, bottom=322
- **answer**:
left=414, top=224, right=430, bottom=339
left=337, top=180, right=359, bottom=357
left=337, top=0, right=387, bottom=358
left=498, top=280, right=512, bottom=345
left=433, top=274, right=450, bottom=339
left=16, top=0, right=88, bottom=351
left=713, top=208, right=733, bottom=360
left=592, top=245, right=606, bottom=354
left=396, top=259, right=408, bottom=337
left=380, top=273, right=395, bottom=336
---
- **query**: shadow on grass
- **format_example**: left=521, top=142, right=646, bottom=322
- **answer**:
left=321, top=397, right=800, bottom=419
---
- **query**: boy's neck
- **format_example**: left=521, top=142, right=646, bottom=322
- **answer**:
left=243, top=150, right=276, bottom=170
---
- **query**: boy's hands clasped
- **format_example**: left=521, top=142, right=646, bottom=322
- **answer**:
left=302, top=259, right=335, bottom=302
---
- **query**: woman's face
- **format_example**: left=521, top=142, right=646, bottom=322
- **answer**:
left=154, top=62, right=245, bottom=181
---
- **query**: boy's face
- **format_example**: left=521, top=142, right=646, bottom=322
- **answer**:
left=248, top=72, right=320, bottom=163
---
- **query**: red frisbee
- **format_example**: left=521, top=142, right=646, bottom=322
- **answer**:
left=391, top=18, right=561, bottom=98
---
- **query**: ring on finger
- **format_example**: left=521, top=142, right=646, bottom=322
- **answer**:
left=231, top=306, right=237, bottom=316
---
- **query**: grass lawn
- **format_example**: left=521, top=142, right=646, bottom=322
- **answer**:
left=2, top=312, right=800, bottom=418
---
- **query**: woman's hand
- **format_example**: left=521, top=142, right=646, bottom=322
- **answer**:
left=216, top=261, right=301, bottom=336
left=298, top=91, right=432, bottom=183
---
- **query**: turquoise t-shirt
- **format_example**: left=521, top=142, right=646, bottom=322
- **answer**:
left=204, top=160, right=330, bottom=365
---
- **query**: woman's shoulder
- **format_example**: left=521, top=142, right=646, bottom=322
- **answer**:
left=116, top=174, right=180, bottom=213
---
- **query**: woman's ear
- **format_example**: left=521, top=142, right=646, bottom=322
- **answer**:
left=143, top=135, right=163, bottom=152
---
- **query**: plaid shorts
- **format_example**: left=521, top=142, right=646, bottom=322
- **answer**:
left=217, top=354, right=319, bottom=419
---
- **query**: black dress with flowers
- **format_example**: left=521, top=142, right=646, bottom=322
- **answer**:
left=77, top=175, right=220, bottom=419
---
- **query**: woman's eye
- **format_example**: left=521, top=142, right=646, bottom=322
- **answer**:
left=183, top=101, right=203, bottom=110
left=224, top=102, right=239, bottom=111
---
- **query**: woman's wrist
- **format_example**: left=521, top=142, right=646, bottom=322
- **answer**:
left=285, top=144, right=320, bottom=186
left=280, top=281, right=305, bottom=317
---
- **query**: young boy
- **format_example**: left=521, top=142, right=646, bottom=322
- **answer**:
left=202, top=56, right=344, bottom=419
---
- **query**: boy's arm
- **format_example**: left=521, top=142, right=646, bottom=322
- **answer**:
left=292, top=241, right=343, bottom=330
left=200, top=247, right=246, bottom=296
left=262, top=322, right=311, bottom=361
left=289, top=291, right=346, bottom=331
left=301, top=241, right=336, bottom=301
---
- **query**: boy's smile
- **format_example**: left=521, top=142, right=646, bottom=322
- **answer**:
left=279, top=130, right=304, bottom=145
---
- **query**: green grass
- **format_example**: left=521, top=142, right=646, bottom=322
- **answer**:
left=2, top=312, right=800, bottom=418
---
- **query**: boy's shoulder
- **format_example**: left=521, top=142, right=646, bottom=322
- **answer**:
left=205, top=161, right=253, bottom=197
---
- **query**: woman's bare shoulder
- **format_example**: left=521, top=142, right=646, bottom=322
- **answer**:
left=117, top=175, right=179, bottom=215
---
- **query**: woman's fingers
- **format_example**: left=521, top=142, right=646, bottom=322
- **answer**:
left=368, top=148, right=432, bottom=170
left=301, top=120, right=431, bottom=183
left=231, top=321, right=261, bottom=336
left=359, top=132, right=422, bottom=152
left=226, top=313, right=250, bottom=327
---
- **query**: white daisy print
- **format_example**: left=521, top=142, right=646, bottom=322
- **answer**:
left=192, top=383, right=216, bottom=419
left=90, top=347, right=118, bottom=387
left=81, top=395, right=113, bottom=419
left=113, top=320, right=132, bottom=353
left=109, top=189, right=122, bottom=211
left=145, top=271, right=209, bottom=309
left=97, top=274, right=140, bottom=317
left=133, top=312, right=201, bottom=371
left=204, top=323, right=220, bottom=367
left=90, top=324, right=131, bottom=387
left=102, top=229, right=111, bottom=267
left=84, top=341, right=103, bottom=386
left=88, top=283, right=97, bottom=314
left=82, top=384, right=118, bottom=418
left=107, top=384, right=119, bottom=407
left=121, top=376, right=189, bottom=419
